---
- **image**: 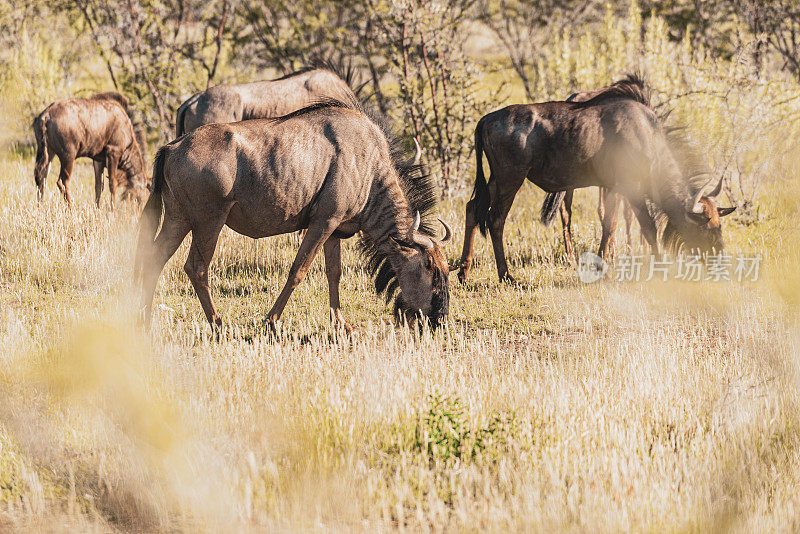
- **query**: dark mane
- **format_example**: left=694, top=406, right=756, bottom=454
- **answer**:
left=273, top=57, right=368, bottom=99
left=572, top=73, right=651, bottom=108
left=90, top=91, right=130, bottom=109
left=657, top=127, right=715, bottom=250
left=357, top=108, right=437, bottom=302
left=272, top=99, right=358, bottom=122
left=271, top=97, right=438, bottom=302
left=273, top=66, right=317, bottom=81
left=89, top=91, right=147, bottom=162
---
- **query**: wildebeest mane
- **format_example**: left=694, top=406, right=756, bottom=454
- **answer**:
left=270, top=97, right=437, bottom=302
left=571, top=73, right=651, bottom=108
left=271, top=98, right=358, bottom=122
left=358, top=107, right=437, bottom=303
left=274, top=56, right=369, bottom=99
left=90, top=91, right=147, bottom=162
left=655, top=126, right=716, bottom=250
left=91, top=91, right=130, bottom=109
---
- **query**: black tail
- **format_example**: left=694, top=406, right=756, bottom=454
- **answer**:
left=134, top=147, right=167, bottom=281
left=540, top=191, right=566, bottom=226
left=33, top=111, right=50, bottom=198
left=472, top=118, right=491, bottom=236
left=175, top=92, right=200, bottom=138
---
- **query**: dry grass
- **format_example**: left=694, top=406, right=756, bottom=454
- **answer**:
left=1, top=147, right=799, bottom=532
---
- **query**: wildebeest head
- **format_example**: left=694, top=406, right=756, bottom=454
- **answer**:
left=390, top=213, right=452, bottom=329
left=120, top=140, right=151, bottom=205
left=673, top=177, right=736, bottom=252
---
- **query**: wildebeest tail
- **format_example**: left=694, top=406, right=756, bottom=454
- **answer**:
left=175, top=92, right=200, bottom=138
left=134, top=147, right=167, bottom=280
left=33, top=111, right=50, bottom=195
left=540, top=191, right=566, bottom=227
left=471, top=118, right=491, bottom=236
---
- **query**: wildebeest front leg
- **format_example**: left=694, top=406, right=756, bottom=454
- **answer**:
left=93, top=160, right=104, bottom=207
left=597, top=188, right=621, bottom=261
left=323, top=237, right=352, bottom=333
left=628, top=200, right=659, bottom=255
left=105, top=153, right=120, bottom=210
left=622, top=200, right=635, bottom=249
left=56, top=156, right=74, bottom=205
left=265, top=223, right=336, bottom=331
left=457, top=198, right=479, bottom=282
left=560, top=189, right=576, bottom=265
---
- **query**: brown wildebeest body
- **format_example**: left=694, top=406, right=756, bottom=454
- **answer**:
left=540, top=79, right=643, bottom=264
left=457, top=78, right=735, bottom=283
left=136, top=101, right=451, bottom=332
left=175, top=68, right=360, bottom=138
left=33, top=92, right=148, bottom=207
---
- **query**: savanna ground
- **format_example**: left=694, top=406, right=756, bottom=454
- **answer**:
left=1, top=141, right=799, bottom=531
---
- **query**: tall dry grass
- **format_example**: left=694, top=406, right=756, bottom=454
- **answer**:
left=1, top=134, right=799, bottom=531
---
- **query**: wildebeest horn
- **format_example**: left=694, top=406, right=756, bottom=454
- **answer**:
left=438, top=218, right=452, bottom=244
left=413, top=138, right=422, bottom=165
left=708, top=176, right=724, bottom=198
left=689, top=188, right=705, bottom=214
left=409, top=211, right=434, bottom=250
left=688, top=177, right=725, bottom=214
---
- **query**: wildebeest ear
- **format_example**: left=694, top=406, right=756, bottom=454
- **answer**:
left=686, top=211, right=709, bottom=224
left=717, top=206, right=736, bottom=217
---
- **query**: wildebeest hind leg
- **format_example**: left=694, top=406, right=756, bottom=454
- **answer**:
left=456, top=198, right=479, bottom=282
left=265, top=222, right=336, bottom=331
left=56, top=156, right=74, bottom=205
left=489, top=177, right=524, bottom=283
left=140, top=214, right=190, bottom=326
left=184, top=218, right=227, bottom=330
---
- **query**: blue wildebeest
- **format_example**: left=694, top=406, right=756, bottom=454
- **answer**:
left=457, top=76, right=735, bottom=283
left=136, top=100, right=452, bottom=333
left=33, top=92, right=148, bottom=208
left=175, top=62, right=366, bottom=138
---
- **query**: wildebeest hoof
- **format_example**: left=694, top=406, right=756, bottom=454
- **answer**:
left=265, top=318, right=279, bottom=336
left=457, top=270, right=468, bottom=283
left=500, top=273, right=517, bottom=285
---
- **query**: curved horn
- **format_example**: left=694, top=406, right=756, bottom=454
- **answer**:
left=689, top=188, right=705, bottom=213
left=438, top=218, right=452, bottom=244
left=409, top=211, right=434, bottom=250
left=708, top=176, right=724, bottom=198
left=413, top=138, right=422, bottom=165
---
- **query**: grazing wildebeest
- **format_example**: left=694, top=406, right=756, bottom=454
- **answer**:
left=136, top=100, right=452, bottom=332
left=175, top=63, right=365, bottom=138
left=33, top=92, right=148, bottom=208
left=539, top=78, right=645, bottom=264
left=456, top=76, right=735, bottom=283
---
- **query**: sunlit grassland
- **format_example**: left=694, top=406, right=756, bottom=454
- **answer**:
left=0, top=141, right=799, bottom=531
